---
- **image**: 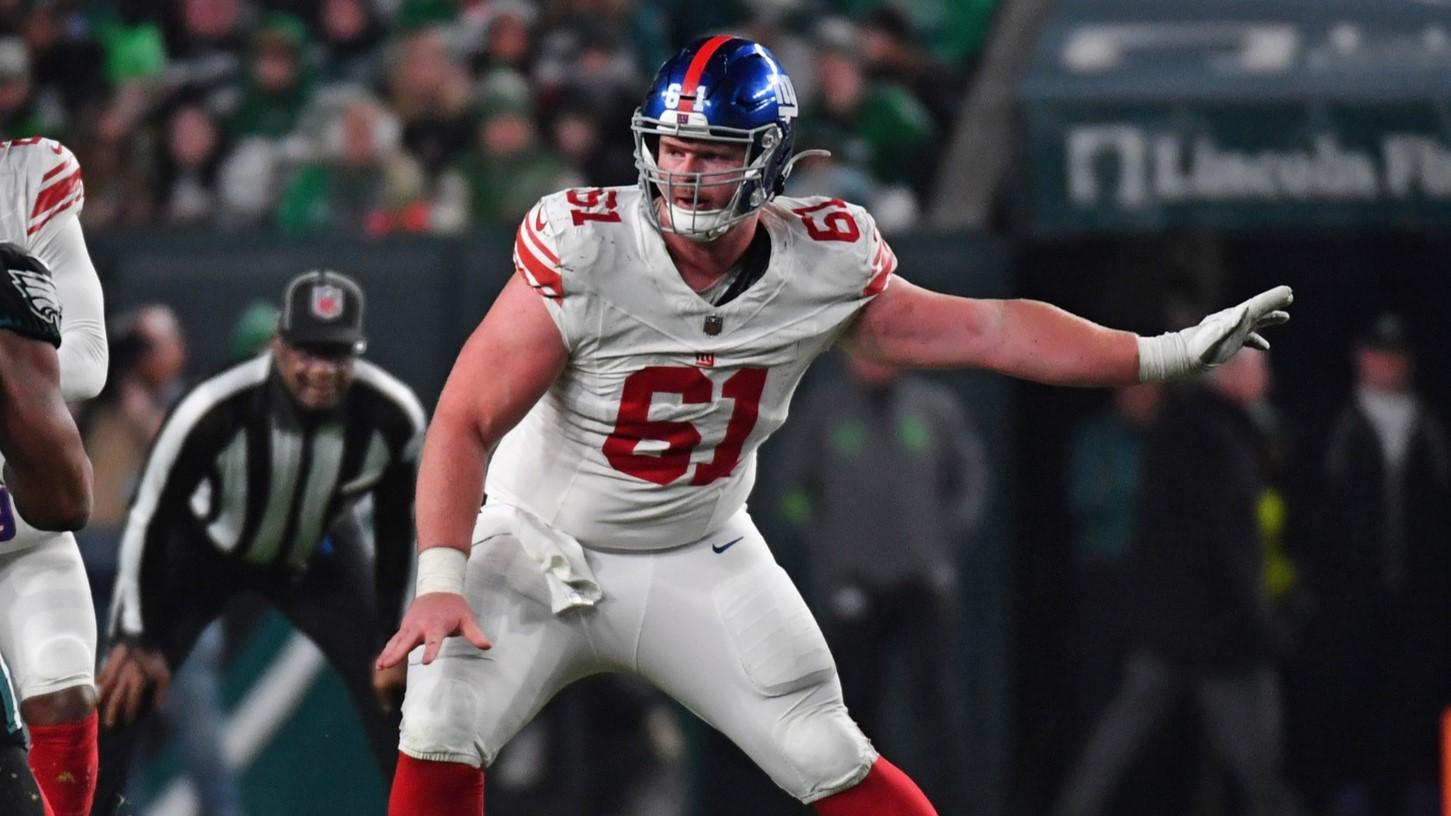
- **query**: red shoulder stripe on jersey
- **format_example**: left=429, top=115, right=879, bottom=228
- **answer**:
left=522, top=209, right=559, bottom=265
left=678, top=35, right=734, bottom=113
left=27, top=169, right=83, bottom=236
left=514, top=226, right=563, bottom=300
left=41, top=158, right=71, bottom=183
left=863, top=229, right=896, bottom=297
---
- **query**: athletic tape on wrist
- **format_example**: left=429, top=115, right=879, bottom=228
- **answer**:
left=1136, top=332, right=1195, bottom=383
left=416, top=547, right=468, bottom=595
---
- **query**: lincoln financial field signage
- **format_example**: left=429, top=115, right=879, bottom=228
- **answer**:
left=1018, top=6, right=1451, bottom=232
left=1043, top=121, right=1451, bottom=230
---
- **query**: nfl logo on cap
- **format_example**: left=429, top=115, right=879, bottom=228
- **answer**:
left=311, top=284, right=345, bottom=321
left=280, top=269, right=367, bottom=353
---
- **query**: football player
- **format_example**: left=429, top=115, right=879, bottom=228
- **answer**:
left=377, top=37, right=1292, bottom=815
left=0, top=137, right=109, bottom=816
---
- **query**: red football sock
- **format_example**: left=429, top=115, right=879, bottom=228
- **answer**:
left=813, top=756, right=937, bottom=816
left=389, top=753, right=484, bottom=816
left=26, top=711, right=96, bottom=816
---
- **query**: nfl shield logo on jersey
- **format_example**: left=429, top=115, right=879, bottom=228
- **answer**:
left=311, top=285, right=345, bottom=321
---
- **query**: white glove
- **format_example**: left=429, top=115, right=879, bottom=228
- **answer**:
left=1137, top=285, right=1293, bottom=382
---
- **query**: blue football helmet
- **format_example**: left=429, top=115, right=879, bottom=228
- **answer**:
left=632, top=36, right=807, bottom=241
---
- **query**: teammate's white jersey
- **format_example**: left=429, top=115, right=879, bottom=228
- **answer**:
left=0, top=136, right=108, bottom=553
left=486, top=186, right=897, bottom=551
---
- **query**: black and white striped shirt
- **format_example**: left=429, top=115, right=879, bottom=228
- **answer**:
left=110, top=352, right=426, bottom=645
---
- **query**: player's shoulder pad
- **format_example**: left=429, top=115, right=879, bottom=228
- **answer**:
left=0, top=138, right=84, bottom=240
left=513, top=186, right=635, bottom=302
left=770, top=195, right=897, bottom=298
left=0, top=242, right=61, bottom=346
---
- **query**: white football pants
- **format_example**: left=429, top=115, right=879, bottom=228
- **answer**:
left=399, top=506, right=877, bottom=803
left=0, top=535, right=97, bottom=699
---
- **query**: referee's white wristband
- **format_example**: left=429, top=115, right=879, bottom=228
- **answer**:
left=416, top=547, right=468, bottom=596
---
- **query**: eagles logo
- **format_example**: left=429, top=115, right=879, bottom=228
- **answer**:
left=8, top=267, right=61, bottom=329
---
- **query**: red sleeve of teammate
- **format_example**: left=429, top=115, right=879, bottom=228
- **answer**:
left=513, top=201, right=563, bottom=301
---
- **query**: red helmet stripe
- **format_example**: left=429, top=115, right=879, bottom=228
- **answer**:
left=678, top=35, right=734, bottom=113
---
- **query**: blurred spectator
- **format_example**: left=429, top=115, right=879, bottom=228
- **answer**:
left=228, top=12, right=313, bottom=139
left=83, top=305, right=189, bottom=557
left=1295, top=313, right=1451, bottom=816
left=833, top=0, right=1001, bottom=66
left=0, top=35, right=66, bottom=139
left=1059, top=385, right=1162, bottom=774
left=154, top=101, right=228, bottom=226
left=548, top=94, right=634, bottom=187
left=275, top=87, right=429, bottom=234
left=94, top=4, right=167, bottom=89
left=208, top=14, right=318, bottom=226
left=312, top=0, right=388, bottom=86
left=1055, top=350, right=1302, bottom=816
left=859, top=6, right=962, bottom=132
left=475, top=0, right=537, bottom=75
left=386, top=25, right=475, bottom=178
left=435, top=72, right=580, bottom=230
left=160, top=0, right=247, bottom=115
left=777, top=350, right=983, bottom=814
left=804, top=17, right=937, bottom=199
left=21, top=3, right=107, bottom=117
left=531, top=13, right=639, bottom=155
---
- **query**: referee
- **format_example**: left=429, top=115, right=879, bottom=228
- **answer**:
left=92, top=270, right=426, bottom=814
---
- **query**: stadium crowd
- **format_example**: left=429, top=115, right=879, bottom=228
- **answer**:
left=0, top=0, right=995, bottom=236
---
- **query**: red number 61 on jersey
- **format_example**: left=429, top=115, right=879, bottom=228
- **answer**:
left=603, top=366, right=767, bottom=487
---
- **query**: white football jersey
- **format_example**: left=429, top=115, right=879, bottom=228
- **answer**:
left=0, top=137, right=105, bottom=552
left=486, top=186, right=897, bottom=551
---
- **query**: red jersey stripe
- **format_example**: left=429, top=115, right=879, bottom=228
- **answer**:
left=29, top=168, right=82, bottom=228
left=41, top=159, right=71, bottom=183
left=522, top=210, right=559, bottom=265
left=863, top=231, right=896, bottom=296
left=514, top=228, right=563, bottom=300
left=677, top=35, right=733, bottom=113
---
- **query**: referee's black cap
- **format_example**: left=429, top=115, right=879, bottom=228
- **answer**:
left=278, top=269, right=367, bottom=355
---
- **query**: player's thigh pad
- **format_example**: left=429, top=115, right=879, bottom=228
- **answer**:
left=399, top=512, right=593, bottom=767
left=638, top=523, right=876, bottom=802
left=0, top=536, right=96, bottom=698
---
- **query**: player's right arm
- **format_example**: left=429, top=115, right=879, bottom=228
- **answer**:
left=0, top=329, right=91, bottom=530
left=376, top=273, right=569, bottom=669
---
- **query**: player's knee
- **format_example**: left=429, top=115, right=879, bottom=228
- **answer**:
left=19, top=684, right=96, bottom=725
left=399, top=676, right=485, bottom=766
left=19, top=631, right=94, bottom=694
left=773, top=705, right=875, bottom=803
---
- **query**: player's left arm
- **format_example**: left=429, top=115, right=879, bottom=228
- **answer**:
left=841, top=276, right=1292, bottom=386
left=31, top=213, right=107, bottom=401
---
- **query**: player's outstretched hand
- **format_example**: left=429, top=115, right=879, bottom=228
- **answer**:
left=375, top=592, right=491, bottom=670
left=1185, top=285, right=1293, bottom=365
left=96, top=643, right=171, bottom=728
left=1138, top=286, right=1293, bottom=382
